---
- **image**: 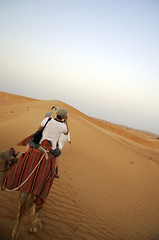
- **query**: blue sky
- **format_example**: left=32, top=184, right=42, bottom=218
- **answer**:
left=0, top=0, right=159, bottom=134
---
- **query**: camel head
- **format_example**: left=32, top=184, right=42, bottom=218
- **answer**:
left=0, top=148, right=18, bottom=181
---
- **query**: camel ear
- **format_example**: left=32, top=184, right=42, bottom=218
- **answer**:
left=8, top=148, right=19, bottom=157
left=7, top=148, right=14, bottom=155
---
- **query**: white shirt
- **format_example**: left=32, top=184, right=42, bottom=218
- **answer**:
left=40, top=117, right=68, bottom=150
left=59, top=132, right=70, bottom=150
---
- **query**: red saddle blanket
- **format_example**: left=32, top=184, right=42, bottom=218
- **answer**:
left=3, top=147, right=56, bottom=212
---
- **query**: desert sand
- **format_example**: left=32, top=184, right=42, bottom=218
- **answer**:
left=0, top=91, right=159, bottom=240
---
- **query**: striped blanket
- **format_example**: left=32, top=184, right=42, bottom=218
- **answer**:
left=17, top=133, right=35, bottom=146
left=3, top=146, right=56, bottom=212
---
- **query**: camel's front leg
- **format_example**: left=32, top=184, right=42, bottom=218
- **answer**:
left=12, top=208, right=21, bottom=240
left=12, top=192, right=34, bottom=240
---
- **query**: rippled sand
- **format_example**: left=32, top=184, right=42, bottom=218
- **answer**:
left=0, top=91, right=159, bottom=240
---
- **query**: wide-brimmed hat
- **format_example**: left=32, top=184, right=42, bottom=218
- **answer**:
left=56, top=108, right=68, bottom=120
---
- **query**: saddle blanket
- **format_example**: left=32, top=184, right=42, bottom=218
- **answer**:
left=3, top=147, right=56, bottom=212
left=17, top=133, right=34, bottom=146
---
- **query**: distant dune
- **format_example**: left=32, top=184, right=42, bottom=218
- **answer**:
left=0, top=91, right=38, bottom=103
left=0, top=91, right=159, bottom=240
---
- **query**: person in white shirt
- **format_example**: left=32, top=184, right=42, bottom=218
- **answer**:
left=45, top=106, right=71, bottom=151
left=39, top=108, right=69, bottom=178
left=40, top=112, right=68, bottom=151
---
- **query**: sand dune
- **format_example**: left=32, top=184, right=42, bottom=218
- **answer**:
left=0, top=91, right=159, bottom=240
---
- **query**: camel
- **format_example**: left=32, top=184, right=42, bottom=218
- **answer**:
left=0, top=140, right=56, bottom=240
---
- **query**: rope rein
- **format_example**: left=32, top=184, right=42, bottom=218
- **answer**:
left=4, top=150, right=48, bottom=192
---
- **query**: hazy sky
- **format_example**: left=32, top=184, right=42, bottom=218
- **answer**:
left=1, top=0, right=159, bottom=134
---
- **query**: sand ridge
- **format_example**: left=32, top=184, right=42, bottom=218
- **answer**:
left=0, top=92, right=159, bottom=240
